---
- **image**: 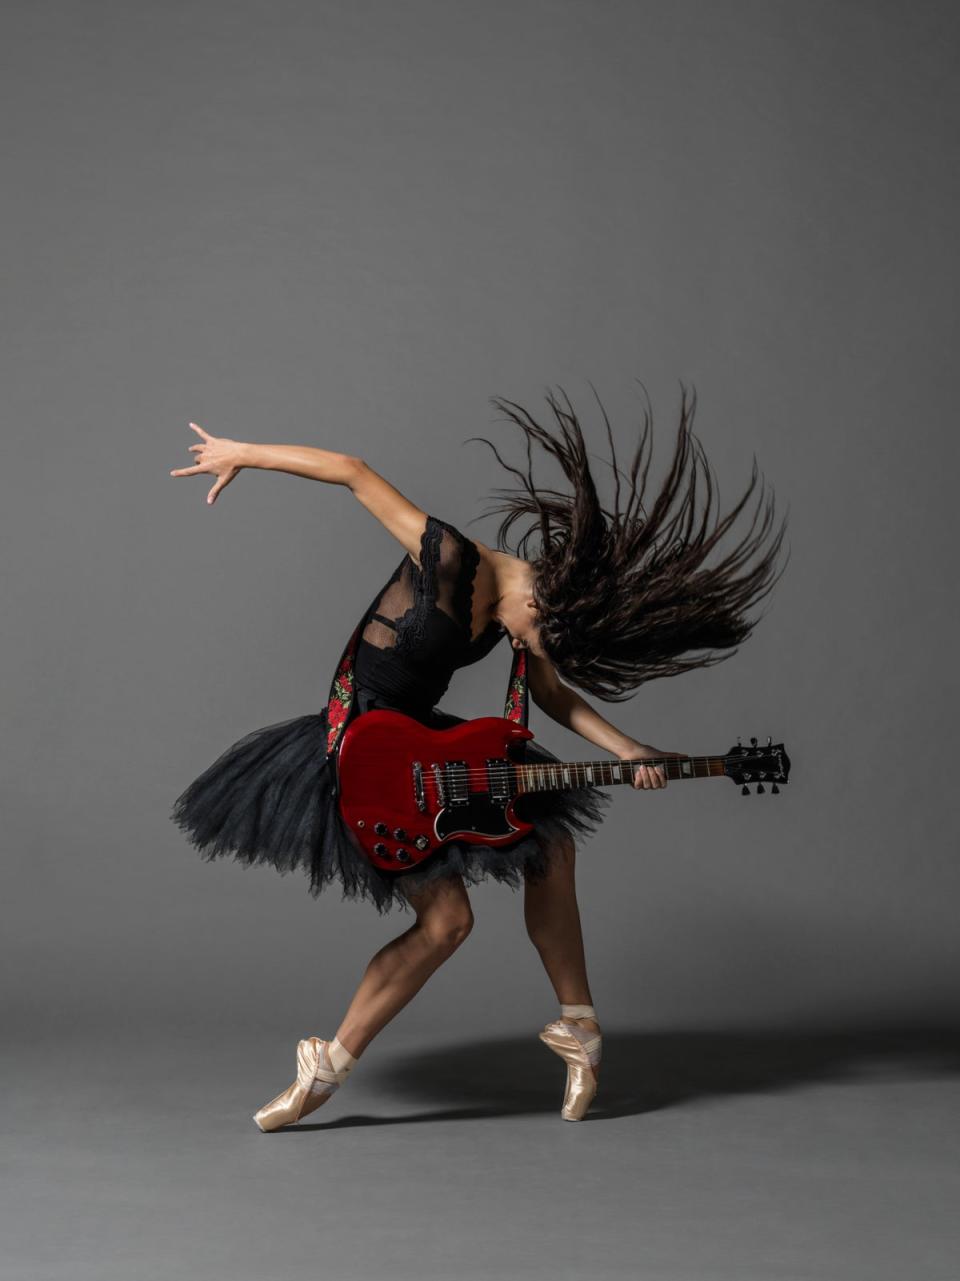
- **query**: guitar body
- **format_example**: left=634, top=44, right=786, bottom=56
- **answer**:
left=337, top=709, right=791, bottom=874
left=336, top=710, right=536, bottom=872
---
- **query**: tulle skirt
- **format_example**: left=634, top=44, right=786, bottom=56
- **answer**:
left=170, top=700, right=612, bottom=914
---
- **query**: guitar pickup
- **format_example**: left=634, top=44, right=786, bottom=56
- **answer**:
left=485, top=758, right=513, bottom=802
left=443, top=760, right=470, bottom=806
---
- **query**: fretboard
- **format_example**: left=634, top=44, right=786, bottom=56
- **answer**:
left=515, top=755, right=727, bottom=794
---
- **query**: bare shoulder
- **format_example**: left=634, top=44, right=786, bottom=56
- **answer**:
left=471, top=535, right=506, bottom=611
left=474, top=532, right=519, bottom=574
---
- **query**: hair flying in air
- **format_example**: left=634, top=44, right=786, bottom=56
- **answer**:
left=464, top=382, right=790, bottom=702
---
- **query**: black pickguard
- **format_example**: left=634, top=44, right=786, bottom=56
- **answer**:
left=434, top=797, right=520, bottom=842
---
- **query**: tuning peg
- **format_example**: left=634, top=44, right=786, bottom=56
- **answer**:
left=756, top=782, right=765, bottom=794
left=750, top=736, right=758, bottom=747
left=771, top=782, right=780, bottom=794
left=766, top=735, right=772, bottom=747
left=741, top=784, right=749, bottom=795
left=737, top=736, right=742, bottom=747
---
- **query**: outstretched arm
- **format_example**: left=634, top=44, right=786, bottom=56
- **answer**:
left=527, top=651, right=685, bottom=789
left=170, top=423, right=430, bottom=565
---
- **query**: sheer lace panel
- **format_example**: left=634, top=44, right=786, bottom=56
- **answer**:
left=427, top=517, right=482, bottom=640
left=358, top=515, right=481, bottom=654
left=358, top=566, right=415, bottom=652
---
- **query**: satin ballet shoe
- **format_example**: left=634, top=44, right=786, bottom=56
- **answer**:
left=538, top=1017, right=602, bottom=1122
left=252, top=1037, right=349, bottom=1132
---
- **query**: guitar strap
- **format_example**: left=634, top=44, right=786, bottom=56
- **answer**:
left=323, top=594, right=529, bottom=760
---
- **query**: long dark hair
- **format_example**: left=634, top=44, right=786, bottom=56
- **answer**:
left=465, top=382, right=789, bottom=702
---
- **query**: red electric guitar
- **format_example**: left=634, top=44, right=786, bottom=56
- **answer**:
left=336, top=709, right=791, bottom=872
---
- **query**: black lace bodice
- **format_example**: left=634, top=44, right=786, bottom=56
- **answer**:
left=352, top=514, right=508, bottom=716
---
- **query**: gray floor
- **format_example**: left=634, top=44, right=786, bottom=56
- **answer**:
left=5, top=1022, right=960, bottom=1281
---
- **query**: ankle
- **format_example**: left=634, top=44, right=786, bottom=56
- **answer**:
left=328, top=1036, right=358, bottom=1077
left=560, top=1003, right=599, bottom=1031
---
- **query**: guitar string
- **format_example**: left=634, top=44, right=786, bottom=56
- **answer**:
left=422, top=763, right=728, bottom=783
left=349, top=755, right=779, bottom=786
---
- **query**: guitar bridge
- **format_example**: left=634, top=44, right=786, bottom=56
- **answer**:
left=412, top=761, right=425, bottom=812
left=431, top=763, right=445, bottom=806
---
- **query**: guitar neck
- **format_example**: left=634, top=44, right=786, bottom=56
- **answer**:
left=515, top=755, right=727, bottom=795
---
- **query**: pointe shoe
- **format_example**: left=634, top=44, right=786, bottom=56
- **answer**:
left=538, top=1018, right=602, bottom=1121
left=252, top=1037, right=349, bottom=1132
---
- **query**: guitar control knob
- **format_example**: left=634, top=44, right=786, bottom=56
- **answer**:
left=414, top=835, right=429, bottom=850
left=741, top=785, right=749, bottom=796
left=771, top=782, right=780, bottom=794
left=393, top=827, right=407, bottom=841
left=756, top=783, right=765, bottom=794
left=395, top=848, right=411, bottom=863
left=374, top=842, right=391, bottom=858
left=374, top=822, right=388, bottom=835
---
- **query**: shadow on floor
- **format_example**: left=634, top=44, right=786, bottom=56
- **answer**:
left=284, top=1023, right=960, bottom=1131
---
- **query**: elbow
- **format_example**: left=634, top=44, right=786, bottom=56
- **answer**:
left=346, top=456, right=368, bottom=490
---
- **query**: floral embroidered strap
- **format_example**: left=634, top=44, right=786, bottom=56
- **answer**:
left=323, top=619, right=364, bottom=756
left=503, top=645, right=529, bottom=727
left=322, top=580, right=386, bottom=758
left=323, top=615, right=528, bottom=759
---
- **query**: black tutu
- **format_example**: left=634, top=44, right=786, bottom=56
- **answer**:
left=170, top=704, right=612, bottom=914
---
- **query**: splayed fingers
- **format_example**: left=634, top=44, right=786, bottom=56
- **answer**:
left=169, top=422, right=244, bottom=505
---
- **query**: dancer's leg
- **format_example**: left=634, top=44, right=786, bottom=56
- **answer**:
left=333, top=873, right=474, bottom=1057
left=523, top=831, right=600, bottom=1040
left=252, top=874, right=474, bottom=1131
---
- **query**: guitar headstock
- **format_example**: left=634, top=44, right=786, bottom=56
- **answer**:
left=725, top=736, right=791, bottom=794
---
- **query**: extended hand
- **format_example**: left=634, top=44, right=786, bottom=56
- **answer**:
left=169, top=422, right=245, bottom=505
left=617, top=742, right=689, bottom=789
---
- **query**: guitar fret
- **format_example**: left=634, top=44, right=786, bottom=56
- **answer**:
left=518, top=755, right=732, bottom=792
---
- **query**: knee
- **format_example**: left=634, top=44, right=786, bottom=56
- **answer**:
left=421, top=906, right=474, bottom=954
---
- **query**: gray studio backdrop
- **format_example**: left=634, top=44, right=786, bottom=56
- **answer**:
left=2, top=0, right=958, bottom=1046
